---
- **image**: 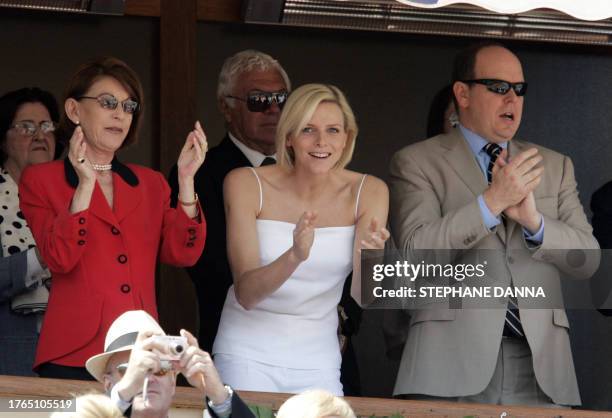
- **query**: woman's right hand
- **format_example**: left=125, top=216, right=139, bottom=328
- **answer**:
left=68, top=126, right=95, bottom=184
left=291, top=211, right=317, bottom=262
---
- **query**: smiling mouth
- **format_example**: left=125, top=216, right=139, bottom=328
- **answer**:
left=31, top=146, right=48, bottom=151
left=500, top=112, right=514, bottom=121
left=309, top=152, right=331, bottom=159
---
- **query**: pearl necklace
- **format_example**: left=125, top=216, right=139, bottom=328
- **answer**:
left=91, top=163, right=112, bottom=171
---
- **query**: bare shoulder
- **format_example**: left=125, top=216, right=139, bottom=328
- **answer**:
left=342, top=170, right=388, bottom=197
left=224, top=166, right=257, bottom=189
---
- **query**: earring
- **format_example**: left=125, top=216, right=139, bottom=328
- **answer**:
left=75, top=120, right=80, bottom=125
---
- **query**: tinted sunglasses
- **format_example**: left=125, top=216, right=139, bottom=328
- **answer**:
left=78, top=93, right=140, bottom=114
left=226, top=90, right=289, bottom=113
left=11, top=120, right=56, bottom=136
left=461, top=79, right=528, bottom=97
left=116, top=363, right=170, bottom=377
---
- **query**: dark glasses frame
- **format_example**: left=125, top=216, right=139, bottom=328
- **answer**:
left=78, top=93, right=140, bottom=114
left=461, top=79, right=528, bottom=97
left=226, top=90, right=289, bottom=113
left=10, top=120, right=57, bottom=136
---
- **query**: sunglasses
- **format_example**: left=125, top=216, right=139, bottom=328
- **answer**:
left=78, top=93, right=139, bottom=114
left=11, top=120, right=56, bottom=136
left=461, top=79, right=528, bottom=97
left=116, top=363, right=171, bottom=377
left=226, top=90, right=289, bottom=113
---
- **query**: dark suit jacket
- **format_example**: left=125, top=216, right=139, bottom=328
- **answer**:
left=591, top=181, right=612, bottom=316
left=169, top=135, right=251, bottom=352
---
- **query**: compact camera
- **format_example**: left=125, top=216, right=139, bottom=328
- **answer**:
left=151, top=335, right=188, bottom=361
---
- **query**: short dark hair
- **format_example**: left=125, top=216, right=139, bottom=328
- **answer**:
left=451, top=40, right=509, bottom=84
left=450, top=41, right=511, bottom=111
left=0, top=87, right=62, bottom=165
left=62, top=56, right=143, bottom=148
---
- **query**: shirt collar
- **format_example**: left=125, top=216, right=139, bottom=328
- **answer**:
left=63, top=157, right=139, bottom=189
left=458, top=124, right=507, bottom=157
left=228, top=132, right=276, bottom=167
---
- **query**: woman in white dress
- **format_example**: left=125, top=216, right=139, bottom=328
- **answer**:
left=213, top=83, right=389, bottom=395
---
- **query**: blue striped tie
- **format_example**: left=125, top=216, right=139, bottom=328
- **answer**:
left=483, top=143, right=526, bottom=339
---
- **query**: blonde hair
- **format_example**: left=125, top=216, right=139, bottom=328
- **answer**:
left=50, top=393, right=124, bottom=418
left=276, top=390, right=356, bottom=418
left=276, top=83, right=358, bottom=170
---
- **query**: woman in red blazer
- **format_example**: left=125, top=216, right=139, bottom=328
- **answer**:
left=19, top=57, right=207, bottom=379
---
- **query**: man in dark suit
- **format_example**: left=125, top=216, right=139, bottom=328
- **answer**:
left=169, top=50, right=291, bottom=353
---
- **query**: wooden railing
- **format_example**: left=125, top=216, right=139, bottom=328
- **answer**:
left=1, top=375, right=610, bottom=418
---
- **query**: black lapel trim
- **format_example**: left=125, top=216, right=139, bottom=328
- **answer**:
left=63, top=157, right=139, bottom=188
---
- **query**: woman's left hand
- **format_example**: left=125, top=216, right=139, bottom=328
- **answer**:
left=177, top=121, right=208, bottom=180
left=360, top=217, right=390, bottom=250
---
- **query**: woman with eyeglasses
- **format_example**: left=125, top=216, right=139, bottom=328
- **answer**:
left=19, top=57, right=207, bottom=379
left=213, top=84, right=389, bottom=395
left=0, top=87, right=61, bottom=376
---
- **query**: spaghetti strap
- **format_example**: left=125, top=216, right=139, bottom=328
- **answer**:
left=248, top=167, right=263, bottom=215
left=355, top=174, right=368, bottom=221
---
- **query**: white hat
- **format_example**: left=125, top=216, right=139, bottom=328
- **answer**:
left=85, top=310, right=164, bottom=382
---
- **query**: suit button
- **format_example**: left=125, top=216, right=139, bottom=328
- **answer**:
left=186, top=242, right=194, bottom=248
left=120, top=284, right=131, bottom=293
left=188, top=235, right=196, bottom=241
left=118, top=254, right=128, bottom=264
left=111, top=226, right=120, bottom=235
left=79, top=217, right=86, bottom=224
left=79, top=229, right=86, bottom=236
left=188, top=228, right=196, bottom=235
left=78, top=240, right=86, bottom=246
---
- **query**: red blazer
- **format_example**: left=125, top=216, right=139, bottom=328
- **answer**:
left=19, top=159, right=206, bottom=369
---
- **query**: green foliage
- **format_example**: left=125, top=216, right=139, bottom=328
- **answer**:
left=248, top=404, right=274, bottom=418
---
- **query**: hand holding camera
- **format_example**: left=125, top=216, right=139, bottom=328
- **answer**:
left=115, top=330, right=169, bottom=403
left=177, top=329, right=230, bottom=405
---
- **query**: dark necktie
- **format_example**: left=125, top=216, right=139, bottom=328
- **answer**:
left=260, top=157, right=276, bottom=166
left=483, top=143, right=526, bottom=339
left=483, top=142, right=502, bottom=184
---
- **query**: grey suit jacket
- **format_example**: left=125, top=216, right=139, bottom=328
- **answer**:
left=389, top=128, right=599, bottom=405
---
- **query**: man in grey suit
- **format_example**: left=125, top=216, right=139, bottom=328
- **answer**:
left=389, top=42, right=598, bottom=406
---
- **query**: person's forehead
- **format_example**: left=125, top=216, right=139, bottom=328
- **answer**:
left=236, top=69, right=287, bottom=92
left=474, top=47, right=524, bottom=80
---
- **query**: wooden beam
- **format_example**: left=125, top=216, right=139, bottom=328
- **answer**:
left=1, top=376, right=611, bottom=418
left=198, top=0, right=242, bottom=22
left=125, top=0, right=243, bottom=23
left=158, top=0, right=198, bottom=337
left=125, top=0, right=160, bottom=17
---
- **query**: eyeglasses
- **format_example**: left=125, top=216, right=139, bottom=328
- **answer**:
left=116, top=363, right=170, bottom=377
left=226, top=90, right=289, bottom=113
left=78, top=94, right=139, bottom=114
left=10, top=120, right=56, bottom=136
left=461, top=79, right=528, bottom=97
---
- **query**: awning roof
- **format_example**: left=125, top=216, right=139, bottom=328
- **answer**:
left=398, top=0, right=612, bottom=21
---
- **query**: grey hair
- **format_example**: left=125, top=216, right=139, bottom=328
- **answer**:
left=217, top=49, right=291, bottom=106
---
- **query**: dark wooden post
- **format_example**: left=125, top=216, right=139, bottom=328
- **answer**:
left=158, top=0, right=198, bottom=336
